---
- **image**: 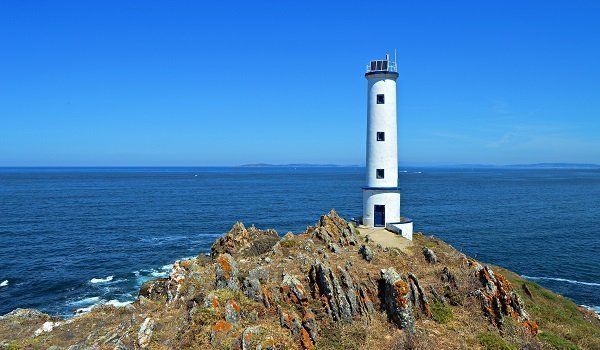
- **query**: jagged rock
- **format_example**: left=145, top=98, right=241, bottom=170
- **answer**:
left=300, top=328, right=315, bottom=350
left=441, top=266, right=457, bottom=287
left=225, top=299, right=241, bottom=324
left=380, top=268, right=415, bottom=332
left=241, top=326, right=275, bottom=350
left=328, top=242, right=342, bottom=253
left=211, top=222, right=280, bottom=259
left=139, top=278, right=169, bottom=300
left=215, top=253, right=239, bottom=290
left=167, top=260, right=193, bottom=301
left=249, top=266, right=269, bottom=282
left=277, top=305, right=302, bottom=335
left=359, top=244, right=373, bottom=262
left=429, top=285, right=447, bottom=305
left=0, top=308, right=49, bottom=321
left=281, top=273, right=308, bottom=305
left=302, top=311, right=317, bottom=343
left=243, top=276, right=263, bottom=303
left=470, top=262, right=536, bottom=333
left=422, top=247, right=438, bottom=264
left=408, top=273, right=431, bottom=317
left=137, top=317, right=154, bottom=349
left=308, top=210, right=357, bottom=246
left=338, top=267, right=359, bottom=316
left=308, top=260, right=352, bottom=323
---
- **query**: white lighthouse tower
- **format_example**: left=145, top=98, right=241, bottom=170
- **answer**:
left=362, top=53, right=413, bottom=240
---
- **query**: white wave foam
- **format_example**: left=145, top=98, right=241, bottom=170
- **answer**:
left=521, top=275, right=600, bottom=287
left=161, top=264, right=173, bottom=271
left=69, top=296, right=100, bottom=306
left=151, top=271, right=169, bottom=278
left=90, top=276, right=114, bottom=284
left=582, top=305, right=600, bottom=314
left=0, top=280, right=8, bottom=287
left=74, top=298, right=133, bottom=314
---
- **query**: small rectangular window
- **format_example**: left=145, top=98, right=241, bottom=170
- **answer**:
left=377, top=132, right=385, bottom=141
left=377, top=94, right=385, bottom=104
left=376, top=169, right=385, bottom=179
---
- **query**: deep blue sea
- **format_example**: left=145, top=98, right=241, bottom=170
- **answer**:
left=0, top=167, right=599, bottom=317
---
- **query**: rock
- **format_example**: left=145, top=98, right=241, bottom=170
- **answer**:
left=308, top=209, right=357, bottom=246
left=167, top=259, right=193, bottom=301
left=302, top=311, right=317, bottom=343
left=281, top=273, right=308, bottom=306
left=338, top=267, right=359, bottom=316
left=243, top=276, right=263, bottom=304
left=407, top=273, right=431, bottom=318
left=470, top=263, right=536, bottom=333
left=215, top=253, right=239, bottom=290
left=422, top=247, right=438, bottom=264
left=241, top=326, right=261, bottom=350
left=225, top=299, right=241, bottom=324
left=248, top=266, right=269, bottom=282
left=308, top=260, right=352, bottom=323
left=380, top=268, right=415, bottom=332
left=359, top=244, right=373, bottom=262
left=139, top=278, right=169, bottom=300
left=265, top=257, right=272, bottom=263
left=211, top=319, right=233, bottom=346
left=328, top=242, right=342, bottom=253
left=300, top=328, right=315, bottom=350
left=34, top=321, right=59, bottom=337
left=211, top=222, right=280, bottom=259
left=137, top=317, right=155, bottom=349
left=277, top=305, right=302, bottom=335
left=204, top=291, right=220, bottom=309
left=441, top=266, right=457, bottom=287
left=429, top=285, right=447, bottom=305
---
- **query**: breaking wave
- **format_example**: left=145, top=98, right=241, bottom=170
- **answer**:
left=90, top=276, right=114, bottom=284
left=0, top=280, right=8, bottom=287
left=521, top=275, right=600, bottom=287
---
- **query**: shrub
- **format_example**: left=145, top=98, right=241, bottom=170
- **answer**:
left=477, top=332, right=516, bottom=350
left=430, top=301, right=453, bottom=324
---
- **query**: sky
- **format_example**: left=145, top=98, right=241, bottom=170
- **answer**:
left=1, top=1, right=599, bottom=166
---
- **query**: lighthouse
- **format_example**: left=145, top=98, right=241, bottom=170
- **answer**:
left=362, top=53, right=413, bottom=240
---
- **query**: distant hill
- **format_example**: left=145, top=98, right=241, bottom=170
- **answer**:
left=239, top=163, right=360, bottom=168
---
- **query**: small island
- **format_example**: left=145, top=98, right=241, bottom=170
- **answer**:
left=1, top=210, right=598, bottom=349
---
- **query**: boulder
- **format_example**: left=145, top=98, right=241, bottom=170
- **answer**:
left=380, top=268, right=415, bottom=332
left=280, top=273, right=308, bottom=306
left=139, top=278, right=169, bottom=300
left=359, top=244, right=373, bottom=262
left=422, top=247, right=438, bottom=264
left=211, top=222, right=280, bottom=259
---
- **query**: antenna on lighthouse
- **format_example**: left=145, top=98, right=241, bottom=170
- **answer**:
left=394, top=48, right=397, bottom=65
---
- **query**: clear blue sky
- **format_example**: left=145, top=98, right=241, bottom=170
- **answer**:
left=1, top=1, right=599, bottom=166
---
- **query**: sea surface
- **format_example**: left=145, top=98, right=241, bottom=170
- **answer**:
left=0, top=167, right=599, bottom=317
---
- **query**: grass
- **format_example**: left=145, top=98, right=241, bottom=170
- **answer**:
left=279, top=239, right=297, bottom=248
left=477, top=332, right=516, bottom=350
left=538, top=332, right=580, bottom=350
left=430, top=301, right=454, bottom=324
left=497, top=268, right=600, bottom=350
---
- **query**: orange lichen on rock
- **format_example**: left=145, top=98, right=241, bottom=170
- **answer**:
left=212, top=319, right=232, bottom=333
left=300, top=328, right=314, bottom=350
left=394, top=280, right=411, bottom=308
left=522, top=320, right=539, bottom=335
left=217, top=255, right=232, bottom=278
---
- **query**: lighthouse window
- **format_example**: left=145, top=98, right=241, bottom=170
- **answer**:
left=377, top=132, right=385, bottom=141
left=377, top=94, right=385, bottom=104
left=376, top=169, right=385, bottom=179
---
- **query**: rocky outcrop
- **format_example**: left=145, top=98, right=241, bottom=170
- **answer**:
left=422, top=247, right=438, bottom=264
left=380, top=268, right=415, bottom=332
left=137, top=317, right=155, bottom=348
left=215, top=253, right=239, bottom=290
left=139, top=278, right=169, bottom=300
left=469, top=261, right=537, bottom=334
left=211, top=222, right=280, bottom=259
left=308, top=209, right=357, bottom=246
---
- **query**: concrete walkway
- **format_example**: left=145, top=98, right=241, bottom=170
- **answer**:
left=357, top=226, right=413, bottom=251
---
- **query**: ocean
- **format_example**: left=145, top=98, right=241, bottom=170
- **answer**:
left=0, top=167, right=598, bottom=317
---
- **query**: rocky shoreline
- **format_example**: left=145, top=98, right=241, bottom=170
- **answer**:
left=1, top=210, right=599, bottom=349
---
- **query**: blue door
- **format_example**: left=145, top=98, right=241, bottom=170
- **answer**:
left=374, top=205, right=385, bottom=227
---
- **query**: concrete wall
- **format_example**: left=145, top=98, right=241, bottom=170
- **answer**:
left=386, top=221, right=413, bottom=241
left=365, top=73, right=398, bottom=188
left=362, top=190, right=401, bottom=227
